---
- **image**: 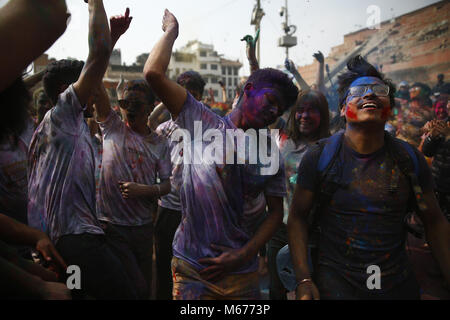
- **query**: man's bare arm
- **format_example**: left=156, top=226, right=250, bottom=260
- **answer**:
left=417, top=191, right=450, bottom=286
left=94, top=8, right=132, bottom=123
left=0, top=214, right=67, bottom=270
left=0, top=0, right=69, bottom=92
left=144, top=9, right=186, bottom=119
left=287, top=185, right=320, bottom=300
left=73, top=0, right=111, bottom=107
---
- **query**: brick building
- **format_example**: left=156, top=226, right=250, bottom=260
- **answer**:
left=297, top=1, right=450, bottom=89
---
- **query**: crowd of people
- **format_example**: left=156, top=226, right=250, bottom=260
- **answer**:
left=0, top=0, right=449, bottom=300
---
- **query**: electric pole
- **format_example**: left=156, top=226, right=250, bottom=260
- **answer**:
left=278, top=0, right=297, bottom=60
left=251, top=0, right=265, bottom=64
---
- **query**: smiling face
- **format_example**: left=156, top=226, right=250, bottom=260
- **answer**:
left=435, top=100, right=448, bottom=120
left=340, top=76, right=391, bottom=124
left=239, top=83, right=286, bottom=129
left=295, top=102, right=321, bottom=137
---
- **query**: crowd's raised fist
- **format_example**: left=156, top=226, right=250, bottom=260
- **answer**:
left=162, top=9, right=179, bottom=38
left=110, top=7, right=133, bottom=40
left=313, top=51, right=324, bottom=64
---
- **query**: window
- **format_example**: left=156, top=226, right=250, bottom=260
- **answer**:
left=228, top=77, right=232, bottom=86
left=234, top=68, right=238, bottom=76
left=222, top=67, right=226, bottom=75
left=200, top=51, right=207, bottom=57
left=227, top=67, right=232, bottom=75
left=213, top=90, right=219, bottom=97
left=234, top=78, right=238, bottom=86
left=211, top=77, right=218, bottom=83
left=211, top=64, right=218, bottom=70
left=200, top=64, right=207, bottom=70
left=228, top=90, right=233, bottom=99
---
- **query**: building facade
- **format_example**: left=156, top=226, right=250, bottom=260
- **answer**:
left=168, top=40, right=243, bottom=102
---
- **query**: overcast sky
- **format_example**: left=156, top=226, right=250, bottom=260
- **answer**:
left=1, top=0, right=441, bottom=75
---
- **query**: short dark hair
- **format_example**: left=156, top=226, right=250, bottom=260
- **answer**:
left=43, top=59, right=84, bottom=105
left=246, top=68, right=298, bottom=112
left=177, top=71, right=206, bottom=97
left=0, top=77, right=31, bottom=144
left=337, top=55, right=396, bottom=109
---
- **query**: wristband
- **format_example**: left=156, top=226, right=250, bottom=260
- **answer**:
left=295, top=278, right=312, bottom=291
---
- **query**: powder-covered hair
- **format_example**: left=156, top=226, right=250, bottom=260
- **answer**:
left=246, top=68, right=299, bottom=112
left=337, top=55, right=396, bottom=108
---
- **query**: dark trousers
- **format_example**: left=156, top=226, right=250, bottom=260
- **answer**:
left=316, top=265, right=420, bottom=300
left=267, top=223, right=288, bottom=300
left=56, top=233, right=140, bottom=300
left=103, top=222, right=153, bottom=299
left=154, top=206, right=182, bottom=300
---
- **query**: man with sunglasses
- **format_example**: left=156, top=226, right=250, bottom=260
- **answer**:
left=288, top=55, right=450, bottom=300
left=95, top=79, right=171, bottom=298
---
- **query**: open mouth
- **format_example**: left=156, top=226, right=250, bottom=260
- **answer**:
left=359, top=103, right=380, bottom=110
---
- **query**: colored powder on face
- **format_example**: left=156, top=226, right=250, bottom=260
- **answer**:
left=346, top=107, right=358, bottom=120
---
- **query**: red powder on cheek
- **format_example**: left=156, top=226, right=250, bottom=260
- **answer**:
left=346, top=108, right=358, bottom=120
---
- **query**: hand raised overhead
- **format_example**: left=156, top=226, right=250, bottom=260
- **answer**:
left=162, top=9, right=179, bottom=38
left=110, top=8, right=133, bottom=44
left=313, top=51, right=325, bottom=64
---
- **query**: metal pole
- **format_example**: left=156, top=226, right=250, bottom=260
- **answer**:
left=285, top=0, right=289, bottom=60
left=256, top=0, right=261, bottom=64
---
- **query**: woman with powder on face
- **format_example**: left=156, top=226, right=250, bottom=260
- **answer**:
left=268, top=90, right=330, bottom=300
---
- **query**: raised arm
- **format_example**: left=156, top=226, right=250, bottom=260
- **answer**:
left=219, top=80, right=227, bottom=103
left=73, top=0, right=112, bottom=107
left=144, top=9, right=187, bottom=118
left=285, top=59, right=310, bottom=92
left=0, top=0, right=69, bottom=92
left=241, top=29, right=260, bottom=74
left=313, top=51, right=326, bottom=95
left=95, top=8, right=132, bottom=123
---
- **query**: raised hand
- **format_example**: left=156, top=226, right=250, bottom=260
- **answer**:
left=241, top=29, right=260, bottom=73
left=162, top=9, right=179, bottom=39
left=313, top=51, right=325, bottom=64
left=285, top=58, right=297, bottom=74
left=110, top=8, right=133, bottom=45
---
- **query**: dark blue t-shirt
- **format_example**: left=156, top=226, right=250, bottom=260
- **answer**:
left=297, top=137, right=433, bottom=293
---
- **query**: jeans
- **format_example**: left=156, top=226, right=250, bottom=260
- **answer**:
left=154, top=206, right=182, bottom=300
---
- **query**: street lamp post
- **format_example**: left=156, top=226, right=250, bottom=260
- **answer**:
left=278, top=0, right=297, bottom=61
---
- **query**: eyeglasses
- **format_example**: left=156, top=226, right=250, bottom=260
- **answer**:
left=347, top=84, right=390, bottom=98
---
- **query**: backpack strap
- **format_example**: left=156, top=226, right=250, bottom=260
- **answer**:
left=385, top=134, right=427, bottom=213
